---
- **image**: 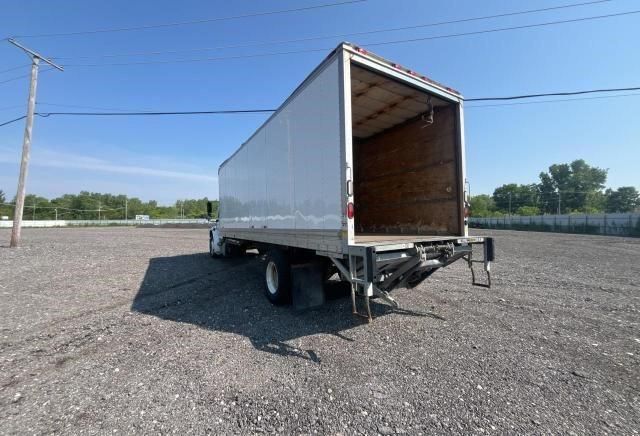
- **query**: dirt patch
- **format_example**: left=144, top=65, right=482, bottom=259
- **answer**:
left=0, top=227, right=638, bottom=434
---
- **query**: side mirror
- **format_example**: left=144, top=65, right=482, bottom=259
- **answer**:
left=206, top=201, right=212, bottom=218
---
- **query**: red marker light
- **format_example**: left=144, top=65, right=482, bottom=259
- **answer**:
left=347, top=202, right=355, bottom=219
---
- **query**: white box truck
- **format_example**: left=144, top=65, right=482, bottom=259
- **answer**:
left=208, top=42, right=494, bottom=320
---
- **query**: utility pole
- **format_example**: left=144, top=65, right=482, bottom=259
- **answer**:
left=508, top=192, right=512, bottom=217
left=32, top=200, right=36, bottom=221
left=557, top=191, right=561, bottom=215
left=8, top=38, right=63, bottom=248
left=98, top=201, right=101, bottom=221
left=125, top=197, right=128, bottom=222
left=55, top=208, right=58, bottom=221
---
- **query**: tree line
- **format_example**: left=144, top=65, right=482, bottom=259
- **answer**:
left=470, top=159, right=639, bottom=217
left=0, top=190, right=219, bottom=220
left=1, top=159, right=636, bottom=220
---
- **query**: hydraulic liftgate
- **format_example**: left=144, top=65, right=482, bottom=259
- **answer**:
left=329, top=238, right=494, bottom=321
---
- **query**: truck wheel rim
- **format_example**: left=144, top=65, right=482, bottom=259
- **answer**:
left=266, top=261, right=278, bottom=295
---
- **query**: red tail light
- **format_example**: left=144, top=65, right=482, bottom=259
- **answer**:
left=347, top=202, right=355, bottom=219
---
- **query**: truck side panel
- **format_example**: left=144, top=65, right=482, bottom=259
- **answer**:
left=289, top=57, right=342, bottom=231
left=265, top=113, right=294, bottom=229
left=219, top=56, right=344, bottom=253
left=249, top=129, right=267, bottom=229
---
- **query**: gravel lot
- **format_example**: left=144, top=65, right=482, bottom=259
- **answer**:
left=0, top=227, right=638, bottom=435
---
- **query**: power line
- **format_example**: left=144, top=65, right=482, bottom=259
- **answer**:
left=0, top=110, right=275, bottom=128
left=0, top=63, right=31, bottom=74
left=10, top=0, right=366, bottom=39
left=2, top=7, right=636, bottom=82
left=27, top=86, right=640, bottom=107
left=465, top=91, right=640, bottom=108
left=37, top=109, right=276, bottom=117
left=364, top=9, right=640, bottom=48
left=1, top=86, right=639, bottom=128
left=0, top=71, right=33, bottom=85
left=61, top=9, right=640, bottom=68
left=65, top=47, right=329, bottom=67
left=466, top=86, right=640, bottom=101
left=52, top=0, right=613, bottom=60
left=37, top=102, right=158, bottom=112
left=0, top=67, right=54, bottom=85
left=0, top=115, right=26, bottom=127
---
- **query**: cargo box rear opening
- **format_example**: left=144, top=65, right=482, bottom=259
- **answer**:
left=350, top=64, right=463, bottom=244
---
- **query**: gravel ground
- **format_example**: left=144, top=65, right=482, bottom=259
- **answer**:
left=0, top=227, right=638, bottom=435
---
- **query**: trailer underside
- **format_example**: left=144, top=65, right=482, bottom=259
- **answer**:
left=213, top=227, right=494, bottom=320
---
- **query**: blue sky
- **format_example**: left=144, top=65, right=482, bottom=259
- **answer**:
left=1, top=0, right=639, bottom=204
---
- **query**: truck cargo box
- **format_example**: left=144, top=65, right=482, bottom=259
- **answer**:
left=218, top=42, right=467, bottom=254
left=211, top=43, right=493, bottom=318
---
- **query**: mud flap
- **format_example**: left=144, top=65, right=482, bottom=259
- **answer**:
left=484, top=237, right=495, bottom=261
left=291, top=262, right=325, bottom=311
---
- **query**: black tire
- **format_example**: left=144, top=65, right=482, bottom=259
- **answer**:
left=264, top=250, right=291, bottom=305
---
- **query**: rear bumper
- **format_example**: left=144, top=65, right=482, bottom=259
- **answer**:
left=350, top=235, right=493, bottom=253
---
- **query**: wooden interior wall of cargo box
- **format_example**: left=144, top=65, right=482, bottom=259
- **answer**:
left=350, top=64, right=462, bottom=240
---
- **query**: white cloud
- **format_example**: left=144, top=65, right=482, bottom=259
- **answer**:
left=0, top=146, right=217, bottom=183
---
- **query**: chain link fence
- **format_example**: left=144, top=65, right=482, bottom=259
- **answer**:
left=0, top=219, right=210, bottom=228
left=470, top=213, right=640, bottom=236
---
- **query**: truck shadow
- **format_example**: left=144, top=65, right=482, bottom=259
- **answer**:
left=131, top=252, right=440, bottom=362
